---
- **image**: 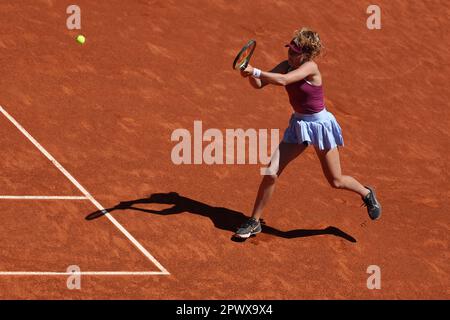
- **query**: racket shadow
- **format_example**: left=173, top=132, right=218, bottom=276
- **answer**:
left=85, top=192, right=356, bottom=243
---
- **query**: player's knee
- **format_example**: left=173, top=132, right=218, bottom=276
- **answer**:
left=263, top=174, right=278, bottom=184
left=330, top=178, right=344, bottom=189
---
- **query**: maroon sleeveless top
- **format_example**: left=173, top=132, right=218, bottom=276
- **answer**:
left=285, top=78, right=325, bottom=114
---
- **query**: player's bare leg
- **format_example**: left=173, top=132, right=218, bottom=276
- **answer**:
left=315, top=146, right=381, bottom=220
left=234, top=142, right=307, bottom=238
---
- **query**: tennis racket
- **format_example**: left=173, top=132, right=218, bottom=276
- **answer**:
left=232, top=39, right=256, bottom=71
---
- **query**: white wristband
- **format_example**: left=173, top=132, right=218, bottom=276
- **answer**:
left=252, top=68, right=262, bottom=78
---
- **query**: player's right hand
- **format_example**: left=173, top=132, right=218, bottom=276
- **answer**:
left=240, top=69, right=250, bottom=78
left=240, top=64, right=253, bottom=77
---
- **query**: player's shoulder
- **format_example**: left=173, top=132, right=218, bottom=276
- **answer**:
left=303, top=60, right=319, bottom=71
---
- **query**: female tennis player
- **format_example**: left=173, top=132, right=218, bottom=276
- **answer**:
left=235, top=27, right=381, bottom=239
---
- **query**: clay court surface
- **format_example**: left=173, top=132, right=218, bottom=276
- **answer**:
left=0, top=0, right=449, bottom=299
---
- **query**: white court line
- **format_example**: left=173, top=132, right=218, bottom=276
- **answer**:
left=0, top=105, right=169, bottom=276
left=0, top=271, right=166, bottom=276
left=0, top=196, right=88, bottom=200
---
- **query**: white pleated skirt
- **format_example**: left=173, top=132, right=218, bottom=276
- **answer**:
left=282, top=108, right=344, bottom=150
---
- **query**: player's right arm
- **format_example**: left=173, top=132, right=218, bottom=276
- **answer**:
left=241, top=60, right=290, bottom=89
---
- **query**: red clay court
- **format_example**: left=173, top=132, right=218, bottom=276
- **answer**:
left=0, top=0, right=448, bottom=299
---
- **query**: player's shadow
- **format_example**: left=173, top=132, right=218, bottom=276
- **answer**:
left=86, top=192, right=356, bottom=243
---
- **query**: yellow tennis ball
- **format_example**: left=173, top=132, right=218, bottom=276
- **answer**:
left=76, top=35, right=86, bottom=44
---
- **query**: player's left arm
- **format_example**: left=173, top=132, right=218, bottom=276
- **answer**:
left=244, top=61, right=318, bottom=86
